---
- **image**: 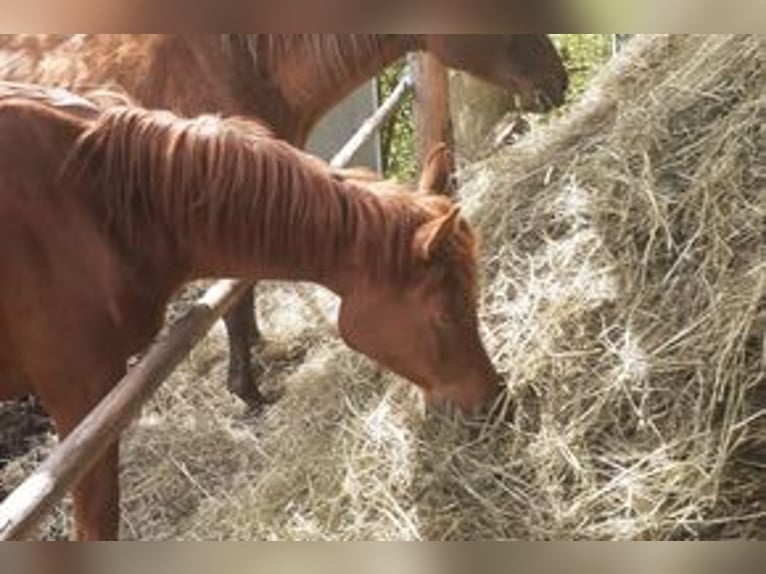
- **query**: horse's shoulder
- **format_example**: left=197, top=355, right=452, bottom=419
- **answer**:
left=0, top=98, right=87, bottom=141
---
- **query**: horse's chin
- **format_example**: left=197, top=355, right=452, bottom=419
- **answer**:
left=422, top=388, right=482, bottom=418
left=425, top=395, right=488, bottom=419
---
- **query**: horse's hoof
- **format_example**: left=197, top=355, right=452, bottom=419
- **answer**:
left=227, top=372, right=257, bottom=402
left=242, top=387, right=284, bottom=416
left=227, top=369, right=282, bottom=411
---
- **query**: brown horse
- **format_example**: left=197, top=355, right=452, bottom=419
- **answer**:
left=0, top=34, right=567, bottom=406
left=0, top=87, right=499, bottom=540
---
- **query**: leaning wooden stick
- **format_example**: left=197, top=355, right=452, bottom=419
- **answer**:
left=330, top=74, right=412, bottom=168
left=0, top=75, right=414, bottom=541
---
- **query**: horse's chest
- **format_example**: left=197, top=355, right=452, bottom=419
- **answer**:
left=0, top=346, right=31, bottom=400
left=0, top=366, right=31, bottom=400
left=116, top=294, right=167, bottom=356
left=108, top=269, right=180, bottom=358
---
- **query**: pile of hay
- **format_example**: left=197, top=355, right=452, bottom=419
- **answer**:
left=3, top=34, right=762, bottom=540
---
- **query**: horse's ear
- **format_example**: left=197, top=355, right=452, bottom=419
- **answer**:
left=419, top=143, right=454, bottom=196
left=413, top=206, right=461, bottom=261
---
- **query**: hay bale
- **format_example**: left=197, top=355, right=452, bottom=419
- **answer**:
left=457, top=33, right=766, bottom=539
left=123, top=34, right=763, bottom=540
left=5, top=34, right=762, bottom=540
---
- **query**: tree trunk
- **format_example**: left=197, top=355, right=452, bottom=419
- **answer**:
left=410, top=53, right=455, bottom=172
left=449, top=72, right=513, bottom=162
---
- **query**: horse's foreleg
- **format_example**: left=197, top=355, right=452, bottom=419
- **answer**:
left=223, top=285, right=269, bottom=408
left=39, top=366, right=124, bottom=541
left=71, top=442, right=120, bottom=541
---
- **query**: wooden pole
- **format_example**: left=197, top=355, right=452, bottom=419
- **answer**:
left=449, top=72, right=513, bottom=161
left=409, top=53, right=456, bottom=192
left=0, top=78, right=415, bottom=541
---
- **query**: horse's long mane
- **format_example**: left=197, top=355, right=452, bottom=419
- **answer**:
left=225, top=34, right=389, bottom=77
left=69, top=105, right=475, bottom=286
left=221, top=34, right=403, bottom=107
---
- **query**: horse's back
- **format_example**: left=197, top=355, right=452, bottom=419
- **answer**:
left=0, top=35, right=145, bottom=86
left=0, top=35, right=84, bottom=85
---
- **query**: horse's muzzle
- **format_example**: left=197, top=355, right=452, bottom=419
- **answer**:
left=425, top=380, right=506, bottom=420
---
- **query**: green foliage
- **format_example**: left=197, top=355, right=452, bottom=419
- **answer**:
left=378, top=62, right=417, bottom=182
left=553, top=34, right=616, bottom=101
left=378, top=36, right=623, bottom=180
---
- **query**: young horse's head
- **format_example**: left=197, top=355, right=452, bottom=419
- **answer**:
left=72, top=102, right=500, bottom=414
left=335, top=146, right=501, bottom=413
left=423, top=34, right=569, bottom=111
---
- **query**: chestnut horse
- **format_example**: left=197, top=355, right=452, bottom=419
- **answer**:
left=0, top=87, right=499, bottom=540
left=0, top=34, right=566, bottom=406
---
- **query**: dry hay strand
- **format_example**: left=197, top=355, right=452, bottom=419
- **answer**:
left=126, top=34, right=764, bottom=540
left=460, top=33, right=766, bottom=539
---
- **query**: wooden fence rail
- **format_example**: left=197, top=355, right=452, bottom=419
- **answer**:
left=0, top=74, right=414, bottom=541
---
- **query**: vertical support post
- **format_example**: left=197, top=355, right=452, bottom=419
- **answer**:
left=449, top=72, right=513, bottom=162
left=409, top=53, right=456, bottom=193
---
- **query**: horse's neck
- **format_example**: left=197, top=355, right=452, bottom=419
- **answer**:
left=256, top=35, right=413, bottom=145
left=103, top=34, right=414, bottom=146
left=180, top=173, right=411, bottom=296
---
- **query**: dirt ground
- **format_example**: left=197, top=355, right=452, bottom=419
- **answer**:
left=0, top=398, right=52, bottom=499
